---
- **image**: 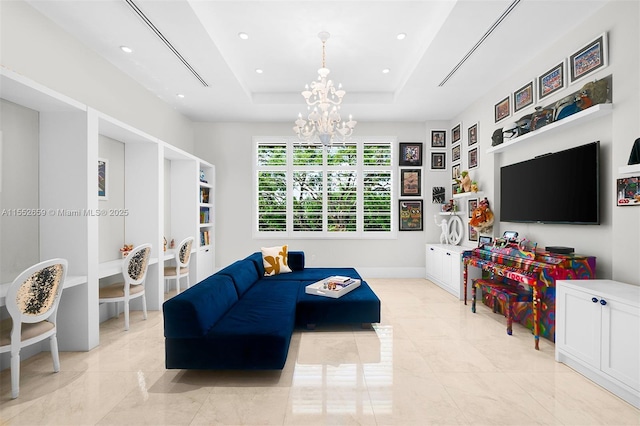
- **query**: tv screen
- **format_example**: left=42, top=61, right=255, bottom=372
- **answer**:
left=500, top=141, right=599, bottom=224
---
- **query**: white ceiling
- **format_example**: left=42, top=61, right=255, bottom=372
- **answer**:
left=26, top=0, right=610, bottom=123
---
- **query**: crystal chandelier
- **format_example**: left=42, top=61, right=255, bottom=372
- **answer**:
left=293, top=31, right=357, bottom=146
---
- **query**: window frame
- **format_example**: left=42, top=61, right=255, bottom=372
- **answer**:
left=254, top=136, right=397, bottom=239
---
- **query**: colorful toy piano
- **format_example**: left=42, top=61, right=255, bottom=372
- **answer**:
left=462, top=245, right=596, bottom=349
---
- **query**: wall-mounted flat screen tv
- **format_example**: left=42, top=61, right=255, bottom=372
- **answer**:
left=500, top=141, right=600, bottom=224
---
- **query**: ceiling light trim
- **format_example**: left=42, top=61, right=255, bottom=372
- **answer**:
left=124, top=0, right=209, bottom=87
left=438, top=0, right=521, bottom=87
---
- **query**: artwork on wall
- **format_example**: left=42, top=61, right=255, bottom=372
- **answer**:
left=399, top=142, right=423, bottom=166
left=431, top=152, right=446, bottom=170
left=494, top=96, right=510, bottom=123
left=570, top=33, right=608, bottom=84
left=513, top=81, right=535, bottom=113
left=467, top=123, right=478, bottom=146
left=451, top=123, right=461, bottom=144
left=452, top=144, right=461, bottom=163
left=468, top=223, right=478, bottom=242
left=399, top=200, right=423, bottom=231
left=468, top=198, right=479, bottom=218
left=98, top=158, right=108, bottom=200
left=431, top=130, right=446, bottom=148
left=616, top=176, right=639, bottom=206
left=452, top=163, right=461, bottom=181
left=400, top=169, right=421, bottom=196
left=538, top=61, right=565, bottom=100
left=469, top=147, right=479, bottom=169
left=432, top=187, right=445, bottom=204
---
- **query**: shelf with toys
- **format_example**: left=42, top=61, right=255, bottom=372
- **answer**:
left=487, top=103, right=613, bottom=154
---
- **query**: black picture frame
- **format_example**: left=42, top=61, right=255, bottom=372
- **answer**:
left=452, top=144, right=461, bottom=162
left=469, top=147, right=478, bottom=169
left=430, top=152, right=446, bottom=170
left=451, top=123, right=461, bottom=143
left=468, top=223, right=478, bottom=242
left=468, top=198, right=478, bottom=218
left=400, top=169, right=421, bottom=196
left=399, top=199, right=423, bottom=231
left=467, top=123, right=478, bottom=146
left=494, top=96, right=510, bottom=123
left=538, top=61, right=565, bottom=100
left=452, top=163, right=461, bottom=181
left=514, top=81, right=534, bottom=113
left=478, top=235, right=493, bottom=248
left=570, top=33, right=608, bottom=84
left=431, top=130, right=446, bottom=148
left=399, top=142, right=423, bottom=166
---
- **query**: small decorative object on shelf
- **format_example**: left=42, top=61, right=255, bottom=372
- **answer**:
left=120, top=244, right=133, bottom=258
left=616, top=176, right=640, bottom=206
left=163, top=237, right=167, bottom=252
left=170, top=239, right=175, bottom=249
left=434, top=215, right=449, bottom=245
left=469, top=197, right=494, bottom=233
left=471, top=181, right=479, bottom=192
left=455, top=170, right=472, bottom=193
left=199, top=169, right=207, bottom=183
left=628, top=137, right=640, bottom=165
left=440, top=199, right=457, bottom=212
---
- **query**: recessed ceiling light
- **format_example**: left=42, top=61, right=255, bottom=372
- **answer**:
left=120, top=45, right=133, bottom=53
left=382, top=68, right=391, bottom=74
left=177, top=94, right=185, bottom=98
left=238, top=32, right=249, bottom=40
left=255, top=69, right=263, bottom=74
left=396, top=33, right=407, bottom=40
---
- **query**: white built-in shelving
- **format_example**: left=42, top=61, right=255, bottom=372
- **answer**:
left=619, top=164, right=640, bottom=175
left=0, top=67, right=215, bottom=356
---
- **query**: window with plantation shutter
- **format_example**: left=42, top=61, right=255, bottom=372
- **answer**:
left=255, top=137, right=395, bottom=238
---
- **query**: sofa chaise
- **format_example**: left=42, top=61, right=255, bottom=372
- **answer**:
left=162, top=251, right=380, bottom=370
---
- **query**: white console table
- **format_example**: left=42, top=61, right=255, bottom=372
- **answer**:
left=425, top=244, right=479, bottom=300
left=556, top=279, right=640, bottom=409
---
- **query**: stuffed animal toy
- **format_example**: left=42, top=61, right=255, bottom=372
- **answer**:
left=469, top=197, right=494, bottom=233
left=457, top=171, right=472, bottom=192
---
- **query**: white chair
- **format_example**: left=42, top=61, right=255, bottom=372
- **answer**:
left=164, top=236, right=194, bottom=294
left=98, top=244, right=151, bottom=331
left=0, top=258, right=68, bottom=399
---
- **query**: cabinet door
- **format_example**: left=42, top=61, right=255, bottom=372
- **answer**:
left=196, top=246, right=214, bottom=282
left=426, top=246, right=443, bottom=282
left=556, top=285, right=601, bottom=368
left=601, top=299, right=640, bottom=391
left=441, top=250, right=454, bottom=292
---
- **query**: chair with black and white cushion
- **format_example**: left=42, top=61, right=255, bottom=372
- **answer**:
left=98, top=244, right=151, bottom=331
left=164, top=236, right=194, bottom=295
left=0, top=258, right=68, bottom=399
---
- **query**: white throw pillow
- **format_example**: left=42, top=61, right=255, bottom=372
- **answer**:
left=261, top=245, right=293, bottom=276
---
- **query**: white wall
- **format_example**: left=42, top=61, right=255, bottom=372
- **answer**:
left=446, top=0, right=639, bottom=285
left=0, top=100, right=40, bottom=282
left=194, top=121, right=440, bottom=277
left=0, top=0, right=195, bottom=154
left=97, top=135, right=125, bottom=262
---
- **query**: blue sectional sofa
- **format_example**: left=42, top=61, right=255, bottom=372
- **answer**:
left=163, top=251, right=380, bottom=370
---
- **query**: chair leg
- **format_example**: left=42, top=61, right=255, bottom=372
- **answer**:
left=175, top=277, right=180, bottom=295
left=142, top=294, right=147, bottom=321
left=471, top=282, right=477, bottom=313
left=506, top=295, right=513, bottom=335
left=124, top=301, right=130, bottom=331
left=10, top=349, right=20, bottom=399
left=50, top=334, right=60, bottom=372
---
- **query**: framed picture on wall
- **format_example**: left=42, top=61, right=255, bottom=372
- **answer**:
left=538, top=61, right=565, bottom=100
left=399, top=200, right=423, bottom=231
left=570, top=33, right=608, bottom=84
left=468, top=223, right=478, bottom=242
left=494, top=96, right=510, bottom=123
left=451, top=123, right=461, bottom=143
left=469, top=147, right=478, bottom=169
left=431, top=130, right=446, bottom=148
left=452, top=163, right=461, bottom=181
left=431, top=152, right=446, bottom=170
left=432, top=187, right=445, bottom=204
left=98, top=158, right=108, bottom=200
left=467, top=122, right=478, bottom=146
left=400, top=169, right=421, bottom=196
left=468, top=198, right=479, bottom=218
left=513, top=81, right=535, bottom=112
left=399, top=142, right=423, bottom=166
left=452, top=144, right=461, bottom=162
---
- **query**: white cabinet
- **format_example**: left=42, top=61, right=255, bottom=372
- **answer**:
left=556, top=279, right=640, bottom=409
left=425, top=244, right=474, bottom=300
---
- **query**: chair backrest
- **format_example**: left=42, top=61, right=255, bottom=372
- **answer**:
left=176, top=237, right=194, bottom=268
left=5, top=259, right=68, bottom=326
left=123, top=244, right=151, bottom=286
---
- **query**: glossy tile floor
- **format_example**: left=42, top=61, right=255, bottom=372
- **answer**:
left=1, top=278, right=639, bottom=425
